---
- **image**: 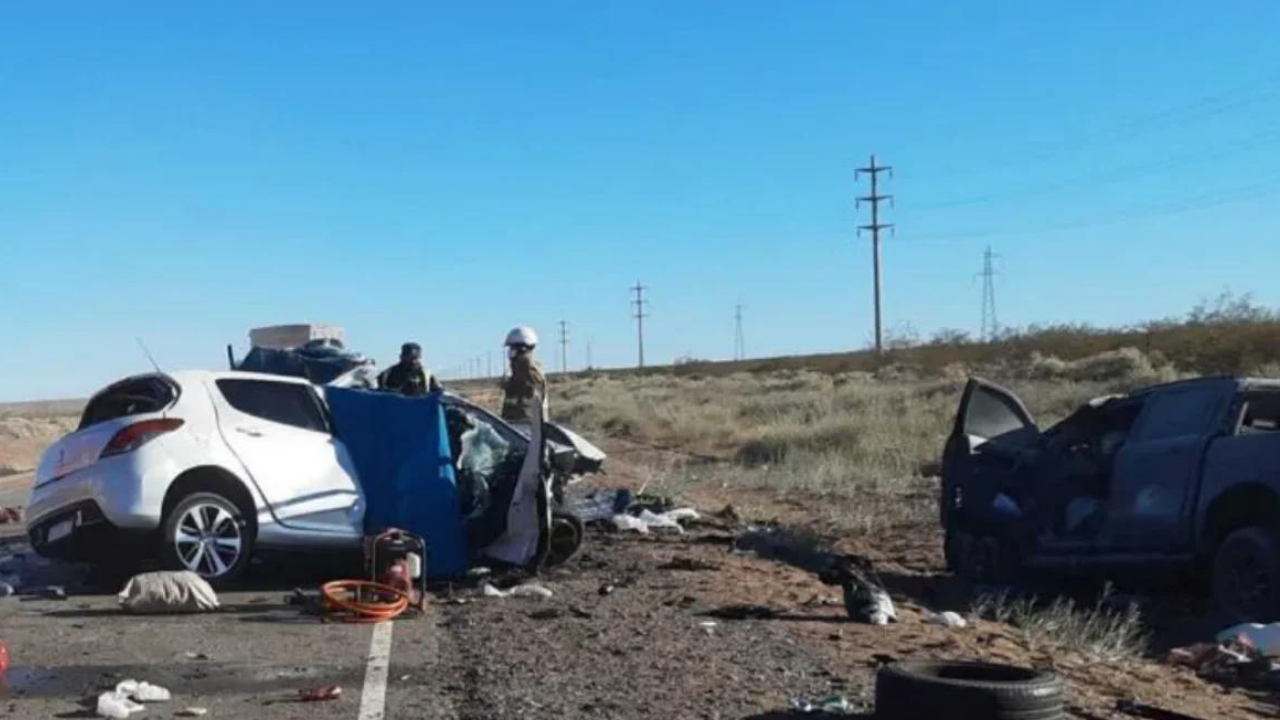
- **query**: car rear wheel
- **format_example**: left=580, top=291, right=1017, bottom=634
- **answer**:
left=543, top=512, right=585, bottom=567
left=1212, top=526, right=1280, bottom=623
left=161, top=492, right=254, bottom=586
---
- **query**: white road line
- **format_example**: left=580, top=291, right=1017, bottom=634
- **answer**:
left=358, top=621, right=394, bottom=720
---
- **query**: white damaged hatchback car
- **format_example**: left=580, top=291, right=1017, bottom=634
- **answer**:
left=27, top=369, right=604, bottom=584
left=26, top=371, right=367, bottom=581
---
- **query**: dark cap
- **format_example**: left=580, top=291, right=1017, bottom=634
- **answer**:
left=401, top=342, right=422, bottom=358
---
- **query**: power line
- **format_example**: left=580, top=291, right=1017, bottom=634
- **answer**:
left=558, top=320, right=569, bottom=374
left=585, top=340, right=593, bottom=371
left=910, top=126, right=1280, bottom=211
left=977, top=246, right=1000, bottom=341
left=925, top=71, right=1280, bottom=180
left=908, top=171, right=1280, bottom=243
left=631, top=281, right=648, bottom=369
left=855, top=154, right=893, bottom=353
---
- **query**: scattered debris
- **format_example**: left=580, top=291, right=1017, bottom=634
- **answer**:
left=529, top=607, right=563, bottom=620
left=116, top=679, right=172, bottom=702
left=183, top=652, right=210, bottom=661
left=698, top=620, right=718, bottom=635
left=568, top=604, right=594, bottom=619
left=790, top=694, right=856, bottom=715
left=0, top=640, right=8, bottom=678
left=817, top=555, right=896, bottom=625
left=713, top=505, right=740, bottom=523
left=658, top=556, right=720, bottom=572
left=597, top=584, right=615, bottom=596
left=481, top=582, right=553, bottom=599
left=285, top=588, right=324, bottom=614
left=563, top=489, right=634, bottom=523
left=610, top=514, right=650, bottom=533
left=96, top=679, right=171, bottom=718
left=118, top=571, right=220, bottom=614
left=510, top=583, right=554, bottom=599
left=40, top=585, right=68, bottom=600
left=96, top=691, right=145, bottom=718
left=1167, top=633, right=1277, bottom=688
left=175, top=708, right=208, bottom=717
left=1115, top=698, right=1212, bottom=720
left=1218, top=622, right=1280, bottom=657
left=0, top=506, right=22, bottom=524
left=925, top=610, right=969, bottom=628
left=0, top=581, right=14, bottom=597
left=803, top=595, right=842, bottom=608
left=610, top=508, right=701, bottom=534
left=298, top=685, right=343, bottom=702
left=702, top=604, right=783, bottom=620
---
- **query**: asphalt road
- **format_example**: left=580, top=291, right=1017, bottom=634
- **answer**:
left=0, top=470, right=871, bottom=720
left=0, top=472, right=29, bottom=512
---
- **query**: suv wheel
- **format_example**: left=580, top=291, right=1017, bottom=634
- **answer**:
left=162, top=492, right=254, bottom=585
left=1212, top=526, right=1280, bottom=623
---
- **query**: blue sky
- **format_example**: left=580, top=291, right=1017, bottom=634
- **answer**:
left=2, top=2, right=1279, bottom=401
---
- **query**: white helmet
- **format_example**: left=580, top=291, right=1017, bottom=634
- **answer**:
left=505, top=326, right=538, bottom=348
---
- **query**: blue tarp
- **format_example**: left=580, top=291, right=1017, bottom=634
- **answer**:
left=325, top=388, right=467, bottom=577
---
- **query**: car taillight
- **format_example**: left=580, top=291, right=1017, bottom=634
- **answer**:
left=100, top=419, right=184, bottom=458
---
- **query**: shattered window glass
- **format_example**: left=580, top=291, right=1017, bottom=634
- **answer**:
left=457, top=413, right=512, bottom=519
left=1239, top=393, right=1280, bottom=434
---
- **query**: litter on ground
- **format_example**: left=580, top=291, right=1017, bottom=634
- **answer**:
left=609, top=508, right=700, bottom=534
left=96, top=679, right=171, bottom=718
left=817, top=555, right=896, bottom=625
left=298, top=685, right=343, bottom=702
left=926, top=610, right=969, bottom=628
left=118, top=571, right=220, bottom=614
left=790, top=694, right=856, bottom=715
left=1217, top=622, right=1280, bottom=657
left=481, top=582, right=553, bottom=599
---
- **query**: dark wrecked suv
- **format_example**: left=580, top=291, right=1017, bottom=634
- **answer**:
left=941, top=375, right=1280, bottom=622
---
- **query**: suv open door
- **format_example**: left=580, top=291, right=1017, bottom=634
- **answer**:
left=941, top=378, right=1039, bottom=530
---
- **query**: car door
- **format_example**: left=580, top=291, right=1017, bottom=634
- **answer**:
left=209, top=376, right=363, bottom=536
left=941, top=377, right=1039, bottom=527
left=1100, top=381, right=1233, bottom=550
left=482, top=392, right=551, bottom=566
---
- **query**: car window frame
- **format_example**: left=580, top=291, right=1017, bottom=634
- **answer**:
left=1128, top=385, right=1227, bottom=444
left=215, top=377, right=332, bottom=435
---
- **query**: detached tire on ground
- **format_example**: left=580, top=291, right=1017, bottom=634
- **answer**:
left=160, top=492, right=254, bottom=587
left=543, top=513, right=585, bottom=567
left=1212, top=526, right=1280, bottom=623
left=876, top=661, right=1064, bottom=720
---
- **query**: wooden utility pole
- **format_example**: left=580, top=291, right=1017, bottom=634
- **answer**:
left=558, top=320, right=569, bottom=374
left=734, top=304, right=746, bottom=360
left=856, top=155, right=893, bottom=353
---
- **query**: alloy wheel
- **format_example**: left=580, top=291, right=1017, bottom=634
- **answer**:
left=173, top=502, right=243, bottom=578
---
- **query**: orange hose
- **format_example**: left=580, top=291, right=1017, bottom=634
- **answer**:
left=319, top=580, right=411, bottom=623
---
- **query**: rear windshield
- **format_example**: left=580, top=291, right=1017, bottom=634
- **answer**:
left=78, top=376, right=178, bottom=430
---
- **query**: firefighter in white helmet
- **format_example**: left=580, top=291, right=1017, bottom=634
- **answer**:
left=500, top=326, right=547, bottom=423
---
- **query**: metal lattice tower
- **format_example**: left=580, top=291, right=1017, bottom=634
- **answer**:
left=978, top=245, right=1000, bottom=341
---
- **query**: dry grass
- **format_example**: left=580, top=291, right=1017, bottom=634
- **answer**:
left=547, top=345, right=1197, bottom=533
left=970, top=586, right=1149, bottom=663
